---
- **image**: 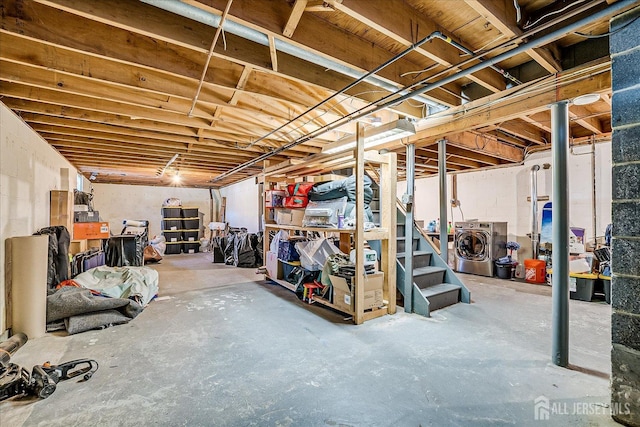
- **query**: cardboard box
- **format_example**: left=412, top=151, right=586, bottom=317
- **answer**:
left=265, top=190, right=286, bottom=208
left=266, top=251, right=283, bottom=279
left=73, top=222, right=110, bottom=239
left=50, top=190, right=73, bottom=236
left=275, top=209, right=305, bottom=226
left=330, top=271, right=384, bottom=313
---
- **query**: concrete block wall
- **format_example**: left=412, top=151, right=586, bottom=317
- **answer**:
left=610, top=7, right=640, bottom=426
left=0, top=102, right=78, bottom=336
left=400, top=145, right=612, bottom=261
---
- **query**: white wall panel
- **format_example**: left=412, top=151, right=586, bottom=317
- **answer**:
left=220, top=178, right=260, bottom=233
left=91, top=184, right=211, bottom=238
left=0, top=102, right=77, bottom=335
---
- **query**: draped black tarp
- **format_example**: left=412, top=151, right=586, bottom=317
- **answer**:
left=34, top=225, right=70, bottom=288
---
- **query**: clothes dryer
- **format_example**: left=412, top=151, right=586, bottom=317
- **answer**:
left=454, top=222, right=507, bottom=277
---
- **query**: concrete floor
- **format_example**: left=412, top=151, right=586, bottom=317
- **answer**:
left=2, top=253, right=616, bottom=426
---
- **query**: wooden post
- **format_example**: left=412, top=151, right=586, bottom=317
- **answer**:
left=354, top=122, right=365, bottom=324
left=380, top=152, right=397, bottom=314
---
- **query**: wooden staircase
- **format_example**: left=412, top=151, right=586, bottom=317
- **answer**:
left=367, top=171, right=470, bottom=317
left=395, top=212, right=470, bottom=316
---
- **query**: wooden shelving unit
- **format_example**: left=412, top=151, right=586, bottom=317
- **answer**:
left=261, top=128, right=397, bottom=324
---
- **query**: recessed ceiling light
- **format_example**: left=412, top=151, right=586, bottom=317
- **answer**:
left=573, top=93, right=600, bottom=106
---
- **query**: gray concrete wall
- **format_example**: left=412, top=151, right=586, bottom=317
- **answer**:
left=610, top=7, right=640, bottom=427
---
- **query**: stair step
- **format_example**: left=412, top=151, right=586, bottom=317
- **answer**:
left=396, top=237, right=418, bottom=252
left=397, top=251, right=432, bottom=268
left=420, top=283, right=462, bottom=311
left=413, top=266, right=447, bottom=289
left=413, top=266, right=447, bottom=288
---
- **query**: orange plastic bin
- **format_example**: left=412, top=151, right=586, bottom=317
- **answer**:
left=524, top=259, right=547, bottom=284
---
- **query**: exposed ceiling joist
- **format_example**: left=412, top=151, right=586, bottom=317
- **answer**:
left=464, top=0, right=562, bottom=72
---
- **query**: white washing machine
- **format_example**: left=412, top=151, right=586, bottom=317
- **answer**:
left=454, top=221, right=508, bottom=277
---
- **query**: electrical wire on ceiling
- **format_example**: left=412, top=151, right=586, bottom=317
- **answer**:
left=523, top=0, right=589, bottom=29
left=514, top=0, right=522, bottom=23
left=573, top=15, right=640, bottom=38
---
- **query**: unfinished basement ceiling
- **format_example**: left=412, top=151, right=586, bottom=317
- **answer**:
left=0, top=0, right=630, bottom=187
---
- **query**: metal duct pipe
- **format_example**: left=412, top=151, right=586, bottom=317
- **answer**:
left=208, top=0, right=633, bottom=184
left=530, top=164, right=541, bottom=259
left=140, top=0, right=445, bottom=112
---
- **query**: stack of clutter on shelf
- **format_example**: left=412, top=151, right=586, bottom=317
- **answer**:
left=72, top=189, right=109, bottom=241
left=264, top=231, right=383, bottom=312
left=53, top=189, right=107, bottom=276
left=160, top=201, right=201, bottom=255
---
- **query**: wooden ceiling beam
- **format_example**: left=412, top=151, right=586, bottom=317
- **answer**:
left=411, top=150, right=485, bottom=169
left=35, top=127, right=312, bottom=161
left=10, top=105, right=321, bottom=154
left=0, top=81, right=304, bottom=141
left=401, top=60, right=611, bottom=151
left=494, top=119, right=549, bottom=144
left=445, top=132, right=524, bottom=163
left=438, top=145, right=503, bottom=166
left=521, top=111, right=552, bottom=132
left=39, top=133, right=272, bottom=161
left=180, top=0, right=461, bottom=108
left=24, top=0, right=433, bottom=117
left=53, top=144, right=267, bottom=168
left=570, top=104, right=603, bottom=134
left=329, top=0, right=506, bottom=93
left=464, top=0, right=562, bottom=73
left=0, top=31, right=350, bottom=129
left=283, top=0, right=308, bottom=38
left=0, top=61, right=338, bottom=140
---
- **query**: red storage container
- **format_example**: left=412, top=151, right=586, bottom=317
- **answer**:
left=524, top=259, right=546, bottom=284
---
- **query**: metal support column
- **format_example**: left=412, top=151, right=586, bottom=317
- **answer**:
left=404, top=144, right=415, bottom=313
left=551, top=101, right=570, bottom=367
left=438, top=139, right=448, bottom=265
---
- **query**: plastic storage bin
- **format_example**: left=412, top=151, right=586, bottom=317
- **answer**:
left=183, top=241, right=200, bottom=254
left=162, top=207, right=182, bottom=218
left=181, top=207, right=198, bottom=218
left=600, top=274, right=611, bottom=304
left=163, top=231, right=182, bottom=243
left=183, top=230, right=199, bottom=242
left=569, top=273, right=598, bottom=301
left=183, top=218, right=199, bottom=230
left=165, top=242, right=182, bottom=255
left=162, top=219, right=183, bottom=231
